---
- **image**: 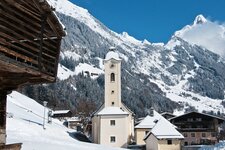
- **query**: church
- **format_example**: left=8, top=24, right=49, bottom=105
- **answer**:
left=92, top=47, right=134, bottom=148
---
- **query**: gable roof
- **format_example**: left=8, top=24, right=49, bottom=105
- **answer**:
left=144, top=118, right=184, bottom=140
left=169, top=111, right=225, bottom=123
left=92, top=103, right=133, bottom=117
left=96, top=107, right=129, bottom=116
left=135, top=110, right=162, bottom=129
left=53, top=110, right=71, bottom=115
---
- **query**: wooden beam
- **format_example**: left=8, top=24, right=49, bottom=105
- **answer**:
left=32, top=0, right=63, bottom=37
left=0, top=19, right=58, bottom=56
left=1, top=1, right=58, bottom=45
left=0, top=31, right=39, bottom=59
left=0, top=45, right=38, bottom=65
left=0, top=90, right=7, bottom=146
left=5, top=0, right=41, bottom=21
left=1, top=4, right=56, bottom=46
left=0, top=59, right=55, bottom=82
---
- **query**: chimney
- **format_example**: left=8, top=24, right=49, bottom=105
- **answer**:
left=149, top=107, right=154, bottom=117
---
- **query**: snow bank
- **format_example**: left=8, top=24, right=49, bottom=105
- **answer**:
left=6, top=91, right=125, bottom=150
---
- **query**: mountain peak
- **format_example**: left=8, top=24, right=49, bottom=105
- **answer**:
left=193, top=14, right=207, bottom=25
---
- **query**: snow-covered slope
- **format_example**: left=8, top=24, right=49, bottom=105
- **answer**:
left=174, top=14, right=225, bottom=57
left=6, top=91, right=124, bottom=150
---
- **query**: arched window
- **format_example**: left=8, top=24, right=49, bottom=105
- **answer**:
left=111, top=73, right=115, bottom=82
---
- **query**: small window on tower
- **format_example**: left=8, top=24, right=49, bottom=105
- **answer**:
left=112, top=102, right=115, bottom=106
left=111, top=73, right=115, bottom=82
left=110, top=120, right=115, bottom=126
left=111, top=90, right=114, bottom=94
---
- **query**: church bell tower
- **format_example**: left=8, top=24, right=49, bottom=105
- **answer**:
left=104, top=47, right=122, bottom=108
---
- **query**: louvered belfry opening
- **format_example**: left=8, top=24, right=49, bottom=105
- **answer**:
left=0, top=0, right=65, bottom=149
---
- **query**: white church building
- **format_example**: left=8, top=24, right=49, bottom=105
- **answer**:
left=92, top=47, right=134, bottom=148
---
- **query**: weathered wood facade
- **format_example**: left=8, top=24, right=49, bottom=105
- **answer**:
left=0, top=0, right=65, bottom=149
left=170, top=112, right=224, bottom=146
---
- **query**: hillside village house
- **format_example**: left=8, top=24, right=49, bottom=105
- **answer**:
left=135, top=109, right=162, bottom=145
left=92, top=47, right=134, bottom=148
left=169, top=111, right=224, bottom=146
left=66, top=117, right=81, bottom=130
left=52, top=110, right=72, bottom=120
left=144, top=118, right=184, bottom=150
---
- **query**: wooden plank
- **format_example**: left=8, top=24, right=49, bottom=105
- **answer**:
left=0, top=45, right=38, bottom=65
left=1, top=1, right=58, bottom=45
left=0, top=24, right=40, bottom=54
left=54, top=39, right=62, bottom=78
left=1, top=8, right=56, bottom=48
left=0, top=58, right=55, bottom=81
left=0, top=42, right=56, bottom=73
left=0, top=21, right=57, bottom=58
left=21, top=0, right=40, bottom=14
left=0, top=18, right=56, bottom=56
left=0, top=90, right=7, bottom=145
left=32, top=0, right=62, bottom=37
left=6, top=0, right=41, bottom=21
left=0, top=28, right=39, bottom=59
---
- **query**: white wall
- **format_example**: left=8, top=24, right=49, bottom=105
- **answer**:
left=100, top=115, right=129, bottom=148
left=145, top=134, right=158, bottom=150
left=135, top=128, right=151, bottom=145
left=104, top=59, right=121, bottom=107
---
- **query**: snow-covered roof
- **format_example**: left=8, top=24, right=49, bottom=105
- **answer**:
left=105, top=51, right=121, bottom=61
left=144, top=118, right=184, bottom=140
left=97, top=107, right=129, bottom=116
left=67, top=117, right=81, bottom=122
left=53, top=110, right=71, bottom=114
left=135, top=110, right=162, bottom=129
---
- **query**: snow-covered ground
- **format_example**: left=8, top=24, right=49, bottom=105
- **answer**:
left=6, top=91, right=125, bottom=150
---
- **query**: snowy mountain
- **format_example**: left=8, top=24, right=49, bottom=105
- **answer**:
left=21, top=0, right=225, bottom=117
left=6, top=91, right=124, bottom=150
left=175, top=14, right=225, bottom=58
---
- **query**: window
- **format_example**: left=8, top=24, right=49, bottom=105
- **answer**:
left=111, top=90, right=114, bottom=94
left=145, top=131, right=149, bottom=135
left=183, top=133, right=188, bottom=137
left=184, top=141, right=188, bottom=146
left=196, top=118, right=202, bottom=121
left=110, top=73, right=115, bottom=82
left=187, top=118, right=193, bottom=121
left=167, top=140, right=172, bottom=145
left=110, top=136, right=116, bottom=143
left=191, top=133, right=195, bottom=137
left=111, top=102, right=115, bottom=106
left=202, top=133, right=206, bottom=137
left=110, top=120, right=115, bottom=126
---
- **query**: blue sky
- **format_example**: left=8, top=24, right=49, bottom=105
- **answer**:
left=70, top=0, right=225, bottom=43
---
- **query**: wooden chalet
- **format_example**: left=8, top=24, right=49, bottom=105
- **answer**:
left=0, top=0, right=65, bottom=149
left=52, top=110, right=72, bottom=120
left=169, top=111, right=225, bottom=146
